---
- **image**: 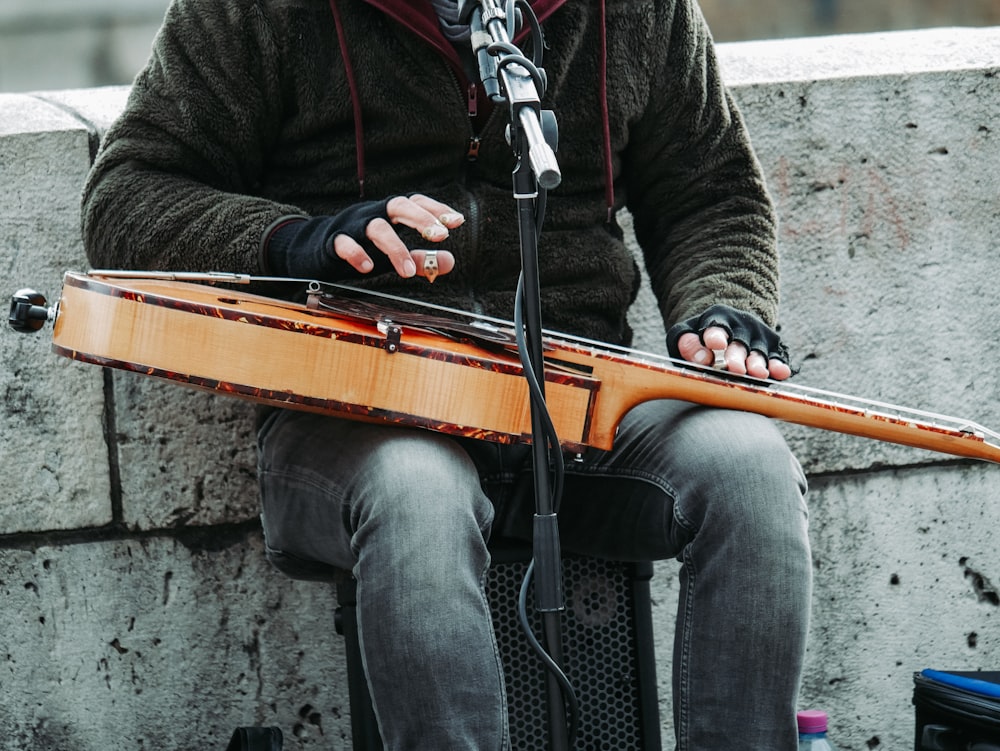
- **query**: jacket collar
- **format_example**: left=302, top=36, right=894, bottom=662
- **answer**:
left=363, top=0, right=568, bottom=70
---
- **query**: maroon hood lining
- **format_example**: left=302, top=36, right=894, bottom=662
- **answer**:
left=327, top=0, right=614, bottom=215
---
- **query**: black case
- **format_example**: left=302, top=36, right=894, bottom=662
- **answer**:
left=913, top=670, right=1000, bottom=750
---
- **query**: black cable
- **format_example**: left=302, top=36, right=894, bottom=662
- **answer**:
left=514, top=270, right=578, bottom=745
left=482, top=0, right=548, bottom=102
left=518, top=559, right=580, bottom=746
left=513, top=272, right=564, bottom=510
left=511, top=0, right=546, bottom=69
left=491, top=48, right=547, bottom=98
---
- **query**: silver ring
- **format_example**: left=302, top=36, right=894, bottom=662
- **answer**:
left=423, top=250, right=439, bottom=284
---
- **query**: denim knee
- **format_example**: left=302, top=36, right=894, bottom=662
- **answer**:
left=346, top=431, right=495, bottom=550
left=258, top=410, right=495, bottom=573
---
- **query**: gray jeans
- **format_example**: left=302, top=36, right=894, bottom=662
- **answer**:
left=257, top=399, right=811, bottom=750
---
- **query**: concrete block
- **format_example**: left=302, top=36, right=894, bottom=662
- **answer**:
left=0, top=531, right=351, bottom=750
left=112, top=372, right=260, bottom=531
left=718, top=29, right=1000, bottom=473
left=799, top=463, right=1000, bottom=747
left=719, top=26, right=1000, bottom=84
left=0, top=93, right=110, bottom=534
left=40, top=86, right=134, bottom=138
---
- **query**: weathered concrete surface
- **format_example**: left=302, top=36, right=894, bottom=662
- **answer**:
left=0, top=26, right=998, bottom=751
left=112, top=374, right=260, bottom=530
left=0, top=93, right=110, bottom=534
left=799, top=466, right=1000, bottom=745
left=729, top=27, right=1000, bottom=475
left=0, top=532, right=350, bottom=749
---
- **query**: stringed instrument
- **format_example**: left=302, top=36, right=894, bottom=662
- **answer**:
left=9, top=270, right=1000, bottom=465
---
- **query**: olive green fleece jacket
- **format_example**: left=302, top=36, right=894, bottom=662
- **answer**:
left=81, top=0, right=779, bottom=347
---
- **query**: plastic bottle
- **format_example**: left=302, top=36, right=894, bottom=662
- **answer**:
left=797, top=709, right=837, bottom=750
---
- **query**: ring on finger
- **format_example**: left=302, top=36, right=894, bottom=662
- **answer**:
left=423, top=250, right=439, bottom=284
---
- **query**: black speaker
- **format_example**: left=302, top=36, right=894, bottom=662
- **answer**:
left=333, top=547, right=662, bottom=751
left=488, top=547, right=662, bottom=751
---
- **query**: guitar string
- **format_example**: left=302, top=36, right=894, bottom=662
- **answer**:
left=82, top=269, right=1000, bottom=447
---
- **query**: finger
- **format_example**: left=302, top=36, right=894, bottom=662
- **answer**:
left=387, top=195, right=464, bottom=241
left=676, top=332, right=715, bottom=366
left=410, top=249, right=456, bottom=280
left=767, top=358, right=793, bottom=381
left=745, top=350, right=770, bottom=379
left=406, top=194, right=466, bottom=229
left=701, top=326, right=730, bottom=352
left=331, top=234, right=377, bottom=274
left=367, top=219, right=418, bottom=277
left=724, top=341, right=749, bottom=375
left=359, top=218, right=418, bottom=277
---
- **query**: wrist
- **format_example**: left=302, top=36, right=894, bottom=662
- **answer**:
left=259, top=214, right=308, bottom=275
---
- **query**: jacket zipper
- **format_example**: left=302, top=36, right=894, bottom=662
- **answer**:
left=448, top=69, right=500, bottom=316
left=466, top=83, right=482, bottom=159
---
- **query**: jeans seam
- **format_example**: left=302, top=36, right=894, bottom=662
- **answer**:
left=676, top=544, right=697, bottom=750
left=259, top=464, right=347, bottom=501
left=563, top=464, right=679, bottom=499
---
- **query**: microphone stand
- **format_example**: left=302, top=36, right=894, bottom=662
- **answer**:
left=459, top=1, right=570, bottom=749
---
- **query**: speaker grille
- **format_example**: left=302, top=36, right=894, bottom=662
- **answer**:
left=487, top=556, right=656, bottom=750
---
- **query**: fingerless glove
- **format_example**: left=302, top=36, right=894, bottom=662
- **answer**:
left=666, top=304, right=789, bottom=363
left=260, top=198, right=393, bottom=281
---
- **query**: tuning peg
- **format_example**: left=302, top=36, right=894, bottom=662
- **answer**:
left=9, top=289, right=53, bottom=333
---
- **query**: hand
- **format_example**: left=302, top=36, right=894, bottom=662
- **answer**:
left=334, top=194, right=461, bottom=280
left=264, top=193, right=463, bottom=282
left=675, top=327, right=792, bottom=380
left=666, top=304, right=793, bottom=381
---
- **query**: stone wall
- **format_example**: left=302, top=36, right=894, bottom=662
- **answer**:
left=1, top=26, right=999, bottom=751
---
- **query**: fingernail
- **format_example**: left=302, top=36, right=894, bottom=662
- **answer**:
left=439, top=212, right=464, bottom=225
left=403, top=259, right=417, bottom=277
left=422, top=223, right=448, bottom=241
left=359, top=259, right=374, bottom=273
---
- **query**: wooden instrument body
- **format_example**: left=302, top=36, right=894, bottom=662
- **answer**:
left=50, top=272, right=1000, bottom=464
left=52, top=272, right=598, bottom=447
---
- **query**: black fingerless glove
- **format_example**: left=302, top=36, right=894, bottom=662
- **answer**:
left=666, top=304, right=790, bottom=364
left=260, top=198, right=393, bottom=281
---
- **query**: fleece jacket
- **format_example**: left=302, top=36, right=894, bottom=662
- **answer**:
left=81, top=0, right=779, bottom=346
